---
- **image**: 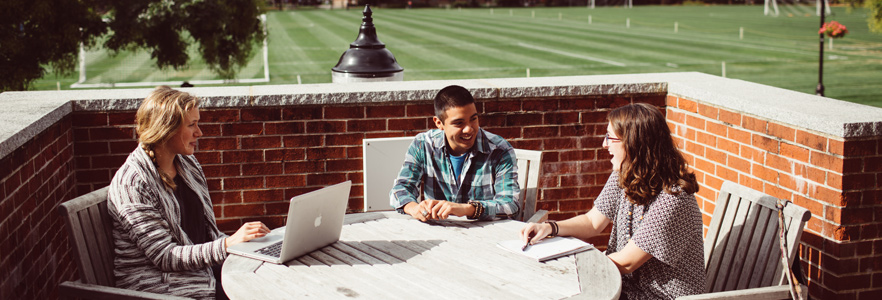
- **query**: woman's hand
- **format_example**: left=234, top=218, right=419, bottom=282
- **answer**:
left=225, top=221, right=271, bottom=248
left=519, top=222, right=552, bottom=246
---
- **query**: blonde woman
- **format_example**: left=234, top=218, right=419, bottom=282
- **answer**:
left=107, top=86, right=270, bottom=299
left=520, top=103, right=705, bottom=299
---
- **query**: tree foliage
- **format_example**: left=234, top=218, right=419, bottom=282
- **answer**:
left=0, top=0, right=106, bottom=91
left=0, top=0, right=266, bottom=92
left=868, top=0, right=882, bottom=33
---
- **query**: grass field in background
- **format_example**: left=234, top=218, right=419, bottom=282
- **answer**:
left=32, top=5, right=882, bottom=107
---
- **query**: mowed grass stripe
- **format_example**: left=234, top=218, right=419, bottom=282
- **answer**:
left=377, top=11, right=573, bottom=70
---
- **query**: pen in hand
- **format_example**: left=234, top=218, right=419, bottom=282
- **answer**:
left=522, top=231, right=535, bottom=251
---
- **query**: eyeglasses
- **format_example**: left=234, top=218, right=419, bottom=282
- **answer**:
left=604, top=134, right=621, bottom=143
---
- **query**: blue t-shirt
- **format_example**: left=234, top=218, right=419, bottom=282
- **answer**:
left=449, top=153, right=467, bottom=182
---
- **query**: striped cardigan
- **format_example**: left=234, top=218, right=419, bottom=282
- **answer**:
left=107, top=146, right=227, bottom=299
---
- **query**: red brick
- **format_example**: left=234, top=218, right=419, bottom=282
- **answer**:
left=766, top=153, right=794, bottom=174
left=781, top=142, right=810, bottom=163
left=560, top=174, right=596, bottom=187
left=202, top=109, right=240, bottom=123
left=808, top=185, right=842, bottom=206
left=89, top=127, right=134, bottom=140
left=741, top=116, right=767, bottom=133
left=91, top=155, right=128, bottom=169
left=108, top=112, right=135, bottom=126
left=194, top=152, right=221, bottom=164
left=697, top=131, right=717, bottom=148
left=728, top=127, right=751, bottom=144
left=524, top=126, right=558, bottom=137
left=581, top=111, right=608, bottom=124
left=525, top=99, right=559, bottom=111
left=728, top=155, right=750, bottom=173
left=665, top=95, right=678, bottom=107
left=697, top=103, right=719, bottom=119
left=484, top=100, right=521, bottom=113
left=306, top=121, right=346, bottom=134
left=826, top=172, right=842, bottom=188
left=240, top=136, right=281, bottom=149
left=639, top=94, right=666, bottom=107
left=405, top=104, right=434, bottom=117
left=796, top=130, right=827, bottom=152
left=488, top=127, right=520, bottom=139
left=507, top=113, right=543, bottom=126
left=284, top=161, right=324, bottom=174
left=843, top=158, right=863, bottom=174
left=307, top=173, right=347, bottom=186
left=266, top=175, right=306, bottom=188
left=198, top=137, right=237, bottom=151
left=282, top=135, right=323, bottom=148
left=706, top=148, right=726, bottom=165
left=544, top=162, right=580, bottom=174
left=560, top=149, right=594, bottom=162
left=843, top=140, right=878, bottom=156
left=74, top=142, right=109, bottom=155
left=326, top=159, right=362, bottom=172
left=223, top=123, right=263, bottom=136
left=241, top=163, right=282, bottom=176
left=842, top=173, right=876, bottom=190
left=72, top=113, right=108, bottom=127
left=544, top=112, right=579, bottom=125
left=866, top=156, right=882, bottom=172
left=706, top=121, right=728, bottom=138
left=326, top=134, right=363, bottom=146
left=347, top=146, right=363, bottom=159
left=509, top=139, right=542, bottom=150
left=542, top=188, right=580, bottom=201
left=768, top=122, right=796, bottom=142
left=718, top=109, right=741, bottom=126
left=325, top=106, right=364, bottom=119
left=480, top=114, right=505, bottom=127
left=241, top=108, right=282, bottom=122
left=347, top=119, right=386, bottom=132
left=265, top=201, right=290, bottom=215
left=388, top=118, right=428, bottom=131
left=264, top=121, right=305, bottom=135
left=224, top=177, right=263, bottom=190
left=740, top=145, right=764, bottom=164
left=678, top=98, right=697, bottom=113
left=306, top=147, right=345, bottom=160
left=366, top=106, right=405, bottom=118
left=828, top=139, right=845, bottom=155
left=811, top=152, right=844, bottom=173
left=666, top=109, right=685, bottom=124
left=265, top=148, right=305, bottom=162
left=752, top=163, right=778, bottom=184
left=199, top=124, right=221, bottom=136
left=685, top=141, right=705, bottom=157
left=223, top=150, right=264, bottom=163
left=559, top=199, right=593, bottom=212
left=752, top=134, right=779, bottom=153
left=224, top=203, right=264, bottom=217
left=282, top=106, right=322, bottom=120
left=210, top=191, right=242, bottom=204
left=544, top=138, right=578, bottom=151
left=686, top=114, right=706, bottom=131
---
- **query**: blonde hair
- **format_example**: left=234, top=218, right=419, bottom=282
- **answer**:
left=135, top=86, right=200, bottom=190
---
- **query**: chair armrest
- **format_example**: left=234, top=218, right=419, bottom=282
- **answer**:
left=676, top=284, right=806, bottom=300
left=58, top=281, right=192, bottom=300
left=525, top=210, right=549, bottom=223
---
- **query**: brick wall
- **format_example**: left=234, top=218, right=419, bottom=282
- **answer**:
left=71, top=94, right=664, bottom=236
left=666, top=95, right=882, bottom=299
left=0, top=117, right=77, bottom=300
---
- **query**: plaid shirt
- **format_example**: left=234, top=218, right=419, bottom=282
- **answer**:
left=390, top=128, right=520, bottom=220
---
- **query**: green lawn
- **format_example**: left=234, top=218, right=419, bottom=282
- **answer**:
left=32, top=5, right=882, bottom=107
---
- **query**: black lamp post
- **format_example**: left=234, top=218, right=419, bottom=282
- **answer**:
left=816, top=0, right=825, bottom=96
left=331, top=5, right=404, bottom=83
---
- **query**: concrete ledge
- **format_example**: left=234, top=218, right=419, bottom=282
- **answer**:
left=2, top=72, right=881, bottom=160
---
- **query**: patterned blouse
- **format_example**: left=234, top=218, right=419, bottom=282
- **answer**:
left=594, top=172, right=706, bottom=299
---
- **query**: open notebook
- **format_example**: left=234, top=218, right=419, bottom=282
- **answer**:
left=497, top=237, right=594, bottom=262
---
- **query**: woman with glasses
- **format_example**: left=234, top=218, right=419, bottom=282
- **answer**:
left=519, top=103, right=705, bottom=299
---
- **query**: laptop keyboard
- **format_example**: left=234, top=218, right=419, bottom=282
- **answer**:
left=255, top=241, right=283, bottom=258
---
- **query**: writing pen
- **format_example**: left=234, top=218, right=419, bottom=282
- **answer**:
left=522, top=232, right=535, bottom=251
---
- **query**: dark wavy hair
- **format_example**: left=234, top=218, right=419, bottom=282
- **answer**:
left=608, top=103, right=699, bottom=205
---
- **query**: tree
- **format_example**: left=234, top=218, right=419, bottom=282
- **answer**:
left=0, top=0, right=106, bottom=91
left=868, top=0, right=882, bottom=33
left=0, top=0, right=266, bottom=92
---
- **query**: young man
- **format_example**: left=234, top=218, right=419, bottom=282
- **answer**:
left=389, top=85, right=520, bottom=221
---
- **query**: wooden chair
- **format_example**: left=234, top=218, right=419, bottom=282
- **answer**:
left=678, top=181, right=811, bottom=300
left=57, top=187, right=189, bottom=300
left=513, top=149, right=547, bottom=223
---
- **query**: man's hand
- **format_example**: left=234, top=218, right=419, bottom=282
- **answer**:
left=404, top=200, right=476, bottom=221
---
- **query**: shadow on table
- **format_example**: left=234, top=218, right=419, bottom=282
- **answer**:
left=296, top=240, right=445, bottom=266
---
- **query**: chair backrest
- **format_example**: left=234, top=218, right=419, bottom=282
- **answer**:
left=57, top=187, right=115, bottom=287
left=513, top=149, right=542, bottom=222
left=703, top=181, right=811, bottom=293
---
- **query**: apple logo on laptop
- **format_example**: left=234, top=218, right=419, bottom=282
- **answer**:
left=314, top=214, right=322, bottom=227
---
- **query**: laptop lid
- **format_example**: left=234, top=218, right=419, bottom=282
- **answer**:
left=227, top=181, right=352, bottom=264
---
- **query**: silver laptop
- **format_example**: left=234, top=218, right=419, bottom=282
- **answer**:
left=227, top=181, right=351, bottom=264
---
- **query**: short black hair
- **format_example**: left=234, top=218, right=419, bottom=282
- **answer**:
left=433, top=85, right=475, bottom=122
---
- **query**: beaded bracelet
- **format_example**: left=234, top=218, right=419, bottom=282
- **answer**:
left=468, top=202, right=483, bottom=220
left=546, top=221, right=559, bottom=237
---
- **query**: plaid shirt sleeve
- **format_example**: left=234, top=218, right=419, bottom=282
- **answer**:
left=389, top=135, right=426, bottom=211
left=471, top=146, right=520, bottom=220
